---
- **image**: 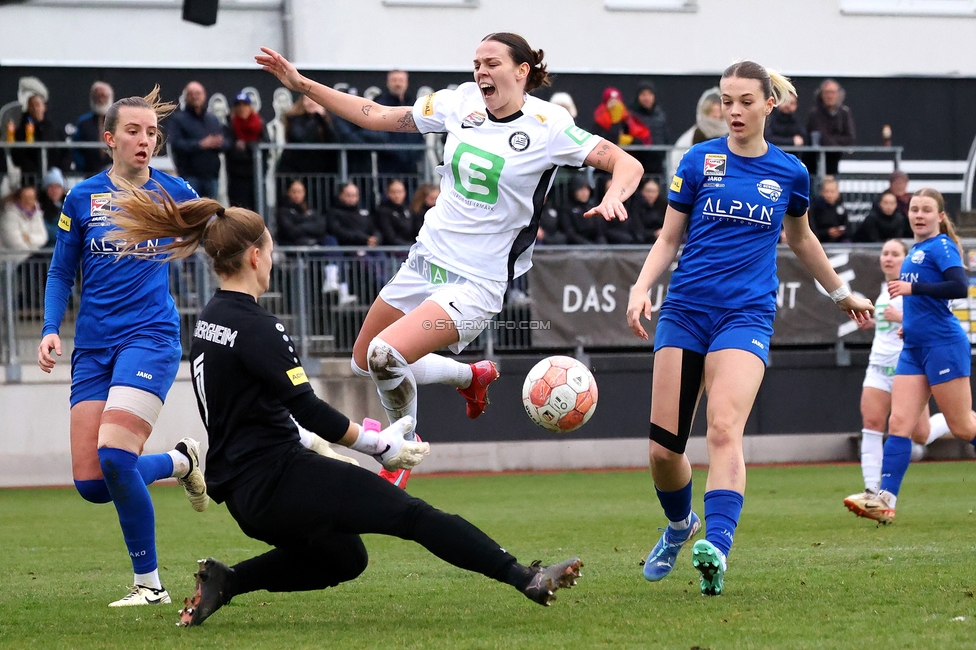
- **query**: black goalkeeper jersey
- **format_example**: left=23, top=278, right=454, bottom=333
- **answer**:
left=189, top=290, right=313, bottom=502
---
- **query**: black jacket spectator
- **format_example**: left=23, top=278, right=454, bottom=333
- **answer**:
left=373, top=89, right=424, bottom=175
left=327, top=201, right=379, bottom=246
left=804, top=80, right=855, bottom=175
left=558, top=178, right=605, bottom=245
left=537, top=205, right=566, bottom=245
left=72, top=112, right=113, bottom=175
left=168, top=107, right=225, bottom=180
left=12, top=112, right=64, bottom=176
left=764, top=106, right=806, bottom=147
left=809, top=195, right=850, bottom=243
left=628, top=193, right=666, bottom=245
left=853, top=206, right=912, bottom=243
left=276, top=200, right=328, bottom=246
left=630, top=81, right=669, bottom=174
left=374, top=197, right=415, bottom=246
left=279, top=98, right=340, bottom=175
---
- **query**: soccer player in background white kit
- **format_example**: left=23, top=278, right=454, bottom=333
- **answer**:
left=257, top=34, right=644, bottom=487
left=844, top=239, right=951, bottom=510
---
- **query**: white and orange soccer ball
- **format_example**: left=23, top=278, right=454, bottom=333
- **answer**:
left=521, top=356, right=598, bottom=433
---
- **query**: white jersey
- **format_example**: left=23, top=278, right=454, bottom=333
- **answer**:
left=868, top=283, right=904, bottom=368
left=412, top=82, right=601, bottom=282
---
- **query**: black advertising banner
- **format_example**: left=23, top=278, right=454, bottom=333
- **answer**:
left=529, top=247, right=893, bottom=348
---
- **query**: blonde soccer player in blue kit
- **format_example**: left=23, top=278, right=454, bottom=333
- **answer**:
left=627, top=61, right=874, bottom=596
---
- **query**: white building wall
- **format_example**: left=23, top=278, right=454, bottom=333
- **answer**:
left=1, top=0, right=974, bottom=76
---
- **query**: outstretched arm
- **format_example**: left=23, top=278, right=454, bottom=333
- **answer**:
left=255, top=47, right=419, bottom=134
left=783, top=212, right=873, bottom=323
left=582, top=139, right=644, bottom=222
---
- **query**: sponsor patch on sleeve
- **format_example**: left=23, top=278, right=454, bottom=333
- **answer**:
left=670, top=175, right=683, bottom=193
left=58, top=213, right=71, bottom=231
left=422, top=93, right=435, bottom=117
left=564, top=125, right=593, bottom=146
left=286, top=367, right=309, bottom=386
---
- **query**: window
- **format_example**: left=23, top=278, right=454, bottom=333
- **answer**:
left=604, top=0, right=696, bottom=11
left=840, top=0, right=976, bottom=17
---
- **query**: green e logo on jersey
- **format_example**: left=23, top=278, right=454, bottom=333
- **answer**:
left=451, top=143, right=505, bottom=204
left=564, top=125, right=593, bottom=145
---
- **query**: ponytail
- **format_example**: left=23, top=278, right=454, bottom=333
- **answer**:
left=722, top=60, right=795, bottom=107
left=109, top=183, right=268, bottom=276
left=482, top=32, right=552, bottom=93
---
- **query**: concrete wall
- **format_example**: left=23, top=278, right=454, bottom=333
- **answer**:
left=2, top=0, right=975, bottom=76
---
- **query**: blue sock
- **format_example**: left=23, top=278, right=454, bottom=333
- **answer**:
left=879, top=435, right=913, bottom=497
left=98, top=447, right=158, bottom=574
left=656, top=480, right=693, bottom=524
left=704, top=489, right=744, bottom=559
left=74, top=479, right=112, bottom=504
left=136, top=453, right=174, bottom=484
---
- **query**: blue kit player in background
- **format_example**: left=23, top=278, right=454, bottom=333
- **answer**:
left=37, top=87, right=209, bottom=607
left=626, top=61, right=874, bottom=596
left=844, top=188, right=976, bottom=525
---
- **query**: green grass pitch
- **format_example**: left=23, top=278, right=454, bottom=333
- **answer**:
left=1, top=462, right=974, bottom=649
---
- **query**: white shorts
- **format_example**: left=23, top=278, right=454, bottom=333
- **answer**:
left=862, top=364, right=896, bottom=393
left=378, top=243, right=506, bottom=354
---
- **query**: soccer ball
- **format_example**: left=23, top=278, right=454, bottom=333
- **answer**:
left=521, top=356, right=599, bottom=433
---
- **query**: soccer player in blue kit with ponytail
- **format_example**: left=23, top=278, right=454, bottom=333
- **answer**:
left=627, top=61, right=874, bottom=596
left=37, top=88, right=208, bottom=607
left=845, top=188, right=976, bottom=524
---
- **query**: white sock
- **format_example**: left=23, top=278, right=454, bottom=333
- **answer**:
left=878, top=490, right=897, bottom=509
left=926, top=412, right=951, bottom=445
left=410, top=353, right=471, bottom=387
left=167, top=449, right=190, bottom=479
left=135, top=569, right=162, bottom=590
left=860, top=428, right=884, bottom=493
left=669, top=514, right=693, bottom=531
left=368, top=337, right=418, bottom=436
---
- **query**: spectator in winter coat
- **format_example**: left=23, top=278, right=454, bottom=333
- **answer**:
left=809, top=176, right=850, bottom=243
left=804, top=79, right=855, bottom=175
left=592, top=87, right=650, bottom=148
left=331, top=87, right=388, bottom=175
left=38, top=167, right=65, bottom=248
left=1, top=185, right=48, bottom=263
left=225, top=92, right=265, bottom=210
left=764, top=92, right=806, bottom=148
left=276, top=179, right=329, bottom=247
left=885, top=171, right=911, bottom=217
left=853, top=190, right=912, bottom=243
left=12, top=94, right=68, bottom=178
left=72, top=81, right=115, bottom=176
left=279, top=95, right=339, bottom=175
left=374, top=179, right=416, bottom=246
left=373, top=70, right=424, bottom=175
left=630, top=80, right=669, bottom=174
left=410, top=183, right=439, bottom=234
left=327, top=182, right=380, bottom=247
left=558, top=174, right=605, bottom=245
left=168, top=81, right=226, bottom=198
left=628, top=177, right=667, bottom=244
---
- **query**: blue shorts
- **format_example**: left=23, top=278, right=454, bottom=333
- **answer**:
left=654, top=300, right=775, bottom=364
left=896, top=339, right=971, bottom=386
left=70, top=337, right=182, bottom=407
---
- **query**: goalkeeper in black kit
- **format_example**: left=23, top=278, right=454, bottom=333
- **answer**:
left=104, top=184, right=583, bottom=628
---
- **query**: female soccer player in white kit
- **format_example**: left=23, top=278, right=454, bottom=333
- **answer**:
left=257, top=34, right=644, bottom=487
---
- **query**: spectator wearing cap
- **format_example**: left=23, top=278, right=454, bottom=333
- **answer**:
left=38, top=167, right=66, bottom=248
left=225, top=91, right=265, bottom=210
left=629, top=80, right=669, bottom=174
left=373, top=70, right=424, bottom=175
left=169, top=80, right=226, bottom=199
left=72, top=81, right=115, bottom=176
left=592, top=87, right=650, bottom=149
left=885, top=170, right=911, bottom=217
left=331, top=85, right=388, bottom=174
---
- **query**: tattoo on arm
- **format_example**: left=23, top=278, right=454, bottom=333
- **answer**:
left=596, top=143, right=610, bottom=157
left=302, top=82, right=312, bottom=96
left=396, top=110, right=417, bottom=132
left=361, top=104, right=371, bottom=116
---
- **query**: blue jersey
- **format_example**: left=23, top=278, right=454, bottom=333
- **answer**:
left=900, top=234, right=967, bottom=348
left=43, top=169, right=199, bottom=349
left=666, top=138, right=809, bottom=310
